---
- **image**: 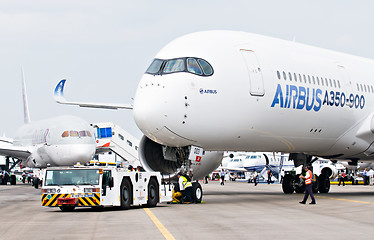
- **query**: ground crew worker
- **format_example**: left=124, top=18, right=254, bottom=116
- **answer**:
left=338, top=171, right=346, bottom=186
left=299, top=165, right=316, bottom=205
left=177, top=172, right=192, bottom=203
left=127, top=165, right=134, bottom=172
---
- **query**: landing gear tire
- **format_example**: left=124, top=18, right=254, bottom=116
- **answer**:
left=146, top=178, right=159, bottom=208
left=120, top=178, right=132, bottom=210
left=282, top=174, right=295, bottom=194
left=318, top=174, right=330, bottom=193
left=59, top=206, right=75, bottom=212
left=192, top=182, right=203, bottom=203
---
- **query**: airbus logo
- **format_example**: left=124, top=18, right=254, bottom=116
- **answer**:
left=199, top=88, right=217, bottom=94
left=271, top=84, right=365, bottom=111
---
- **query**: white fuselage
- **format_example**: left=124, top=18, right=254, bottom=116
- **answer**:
left=133, top=31, right=374, bottom=162
left=13, top=115, right=96, bottom=168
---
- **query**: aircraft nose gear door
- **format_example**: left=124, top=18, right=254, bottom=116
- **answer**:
left=240, top=49, right=265, bottom=96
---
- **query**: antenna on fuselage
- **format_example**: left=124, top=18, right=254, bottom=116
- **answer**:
left=21, top=66, right=31, bottom=124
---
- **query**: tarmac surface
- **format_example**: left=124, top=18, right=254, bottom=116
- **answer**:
left=1, top=181, right=374, bottom=240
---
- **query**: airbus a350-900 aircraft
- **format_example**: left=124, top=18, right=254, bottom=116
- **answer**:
left=55, top=30, right=374, bottom=194
left=0, top=73, right=96, bottom=171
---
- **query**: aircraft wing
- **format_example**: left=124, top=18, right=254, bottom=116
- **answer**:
left=54, top=80, right=133, bottom=110
left=0, top=145, right=31, bottom=160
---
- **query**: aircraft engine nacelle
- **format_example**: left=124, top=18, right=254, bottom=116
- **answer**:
left=138, top=136, right=223, bottom=180
left=319, top=165, right=338, bottom=179
left=24, top=153, right=46, bottom=168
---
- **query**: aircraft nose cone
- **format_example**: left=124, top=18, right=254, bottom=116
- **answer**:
left=72, top=144, right=95, bottom=163
left=133, top=74, right=196, bottom=147
left=133, top=78, right=168, bottom=136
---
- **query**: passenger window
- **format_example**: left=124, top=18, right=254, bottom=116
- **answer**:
left=337, top=80, right=341, bottom=88
left=163, top=59, right=185, bottom=73
left=364, top=85, right=367, bottom=92
left=357, top=83, right=360, bottom=91
left=294, top=73, right=297, bottom=82
left=61, top=131, right=69, bottom=138
left=298, top=74, right=302, bottom=82
left=308, top=75, right=311, bottom=84
left=277, top=71, right=281, bottom=79
left=371, top=86, right=374, bottom=93
left=283, top=71, right=287, bottom=80
left=325, top=78, right=329, bottom=87
left=187, top=58, right=203, bottom=75
left=303, top=75, right=307, bottom=83
left=316, top=77, right=320, bottom=85
left=333, top=79, right=337, bottom=88
left=329, top=79, right=333, bottom=86
left=146, top=59, right=164, bottom=74
left=312, top=76, right=315, bottom=84
left=197, top=59, right=213, bottom=75
left=289, top=72, right=292, bottom=81
left=321, top=77, right=324, bottom=86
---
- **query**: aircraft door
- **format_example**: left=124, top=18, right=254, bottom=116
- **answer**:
left=337, top=65, right=352, bottom=91
left=240, top=49, right=265, bottom=96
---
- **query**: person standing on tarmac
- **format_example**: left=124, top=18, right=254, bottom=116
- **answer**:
left=338, top=171, right=346, bottom=186
left=299, top=165, right=316, bottom=205
left=267, top=169, right=272, bottom=184
left=177, top=172, right=192, bottom=203
left=220, top=170, right=225, bottom=185
left=252, top=171, right=258, bottom=186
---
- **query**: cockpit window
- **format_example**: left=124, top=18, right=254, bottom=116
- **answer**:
left=70, top=131, right=79, bottom=137
left=61, top=130, right=92, bottom=138
left=145, top=57, right=213, bottom=76
left=163, top=59, right=185, bottom=73
left=146, top=59, right=164, bottom=74
left=198, top=59, right=213, bottom=75
left=79, top=131, right=87, bottom=137
left=62, top=131, right=69, bottom=138
left=187, top=58, right=202, bottom=75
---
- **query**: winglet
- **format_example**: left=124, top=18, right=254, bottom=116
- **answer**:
left=53, top=79, right=133, bottom=110
left=54, top=79, right=67, bottom=104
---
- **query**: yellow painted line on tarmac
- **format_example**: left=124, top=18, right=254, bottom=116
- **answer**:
left=316, top=195, right=374, bottom=205
left=144, top=208, right=175, bottom=240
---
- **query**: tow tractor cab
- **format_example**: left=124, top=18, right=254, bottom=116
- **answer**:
left=41, top=166, right=173, bottom=211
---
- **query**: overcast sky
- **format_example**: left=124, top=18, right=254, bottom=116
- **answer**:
left=1, top=0, right=373, bottom=140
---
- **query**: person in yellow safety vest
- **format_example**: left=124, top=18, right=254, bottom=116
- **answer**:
left=177, top=172, right=192, bottom=203
left=299, top=165, right=316, bottom=205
